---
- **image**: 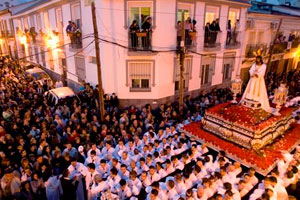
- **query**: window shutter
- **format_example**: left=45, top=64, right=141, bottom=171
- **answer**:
left=128, top=61, right=152, bottom=88
left=174, top=58, right=180, bottom=82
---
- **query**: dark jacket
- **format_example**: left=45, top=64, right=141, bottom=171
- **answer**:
left=60, top=177, right=78, bottom=200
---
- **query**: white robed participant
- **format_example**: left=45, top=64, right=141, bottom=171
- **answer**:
left=241, top=55, right=272, bottom=113
left=45, top=175, right=62, bottom=200
left=68, top=158, right=88, bottom=200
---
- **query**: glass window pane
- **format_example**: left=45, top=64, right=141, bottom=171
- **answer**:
left=177, top=10, right=182, bottom=22
left=205, top=64, right=210, bottom=84
left=205, top=6, right=219, bottom=24
left=141, top=7, right=151, bottom=24
left=141, top=79, right=149, bottom=88
left=132, top=79, right=140, bottom=88
left=130, top=7, right=140, bottom=26
left=228, top=8, right=240, bottom=29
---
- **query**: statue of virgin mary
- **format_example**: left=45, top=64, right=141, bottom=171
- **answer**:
left=241, top=55, right=272, bottom=113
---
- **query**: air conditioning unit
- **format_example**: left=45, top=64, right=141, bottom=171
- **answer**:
left=270, top=22, right=278, bottom=29
left=246, top=19, right=255, bottom=29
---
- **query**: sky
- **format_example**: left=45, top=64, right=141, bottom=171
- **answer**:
left=0, top=0, right=33, bottom=10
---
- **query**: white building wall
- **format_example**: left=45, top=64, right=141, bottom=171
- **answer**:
left=7, top=0, right=249, bottom=103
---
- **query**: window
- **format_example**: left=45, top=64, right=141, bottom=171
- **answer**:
left=30, top=15, right=35, bottom=28
left=56, top=8, right=63, bottom=33
left=223, top=53, right=235, bottom=82
left=43, top=12, right=50, bottom=32
left=177, top=2, right=194, bottom=22
left=205, top=6, right=220, bottom=24
left=36, top=14, right=42, bottom=31
left=17, top=19, right=22, bottom=31
left=127, top=61, right=154, bottom=91
left=34, top=47, right=39, bottom=63
left=174, top=56, right=192, bottom=92
left=247, top=31, right=256, bottom=44
left=41, top=47, right=46, bottom=67
left=28, top=45, right=33, bottom=61
left=71, top=3, right=81, bottom=28
left=56, top=8, right=64, bottom=43
left=228, top=8, right=240, bottom=29
left=75, top=56, right=86, bottom=81
left=23, top=17, right=29, bottom=30
left=3, top=20, right=8, bottom=32
left=128, top=1, right=152, bottom=27
left=201, top=55, right=215, bottom=86
left=257, top=31, right=264, bottom=44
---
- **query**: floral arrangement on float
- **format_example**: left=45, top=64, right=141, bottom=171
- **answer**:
left=182, top=122, right=300, bottom=175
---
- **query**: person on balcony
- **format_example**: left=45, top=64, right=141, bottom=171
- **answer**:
left=141, top=17, right=152, bottom=50
left=215, top=18, right=221, bottom=32
left=129, top=20, right=139, bottom=49
left=226, top=20, right=232, bottom=45
left=184, top=17, right=192, bottom=45
left=176, top=21, right=182, bottom=49
left=204, top=22, right=211, bottom=46
left=209, top=21, right=218, bottom=46
left=232, top=19, right=240, bottom=45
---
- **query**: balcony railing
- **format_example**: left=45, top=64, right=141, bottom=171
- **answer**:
left=204, top=31, right=221, bottom=51
left=225, top=31, right=241, bottom=49
left=68, top=32, right=82, bottom=50
left=291, top=40, right=300, bottom=49
left=0, top=30, right=14, bottom=38
left=273, top=42, right=287, bottom=54
left=128, top=31, right=152, bottom=51
left=245, top=44, right=268, bottom=58
left=176, top=31, right=197, bottom=51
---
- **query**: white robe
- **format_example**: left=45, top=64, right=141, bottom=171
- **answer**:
left=45, top=176, right=62, bottom=200
left=241, top=63, right=271, bottom=113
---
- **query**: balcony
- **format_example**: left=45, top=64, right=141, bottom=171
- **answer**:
left=176, top=31, right=197, bottom=51
left=68, top=31, right=83, bottom=51
left=291, top=39, right=300, bottom=49
left=204, top=31, right=221, bottom=51
left=128, top=31, right=152, bottom=51
left=0, top=30, right=14, bottom=38
left=273, top=42, right=287, bottom=54
left=225, top=31, right=241, bottom=49
left=245, top=44, right=268, bottom=58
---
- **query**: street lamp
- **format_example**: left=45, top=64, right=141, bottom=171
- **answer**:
left=273, top=83, right=288, bottom=116
left=46, top=32, right=59, bottom=49
left=231, top=78, right=242, bottom=104
left=19, top=34, right=27, bottom=46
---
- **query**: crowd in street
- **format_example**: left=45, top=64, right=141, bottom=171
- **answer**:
left=0, top=55, right=299, bottom=200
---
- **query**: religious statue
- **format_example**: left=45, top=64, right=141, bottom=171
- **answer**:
left=240, top=52, right=272, bottom=113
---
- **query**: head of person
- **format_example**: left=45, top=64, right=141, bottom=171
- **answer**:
left=167, top=180, right=175, bottom=190
left=150, top=189, right=158, bottom=200
left=62, top=169, right=70, bottom=178
left=120, top=179, right=127, bottom=190
left=110, top=167, right=118, bottom=177
left=87, top=163, right=96, bottom=173
left=256, top=56, right=263, bottom=65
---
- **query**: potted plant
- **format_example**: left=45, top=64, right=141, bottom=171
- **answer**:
left=136, top=31, right=147, bottom=37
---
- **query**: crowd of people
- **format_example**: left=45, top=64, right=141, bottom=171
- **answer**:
left=0, top=54, right=299, bottom=200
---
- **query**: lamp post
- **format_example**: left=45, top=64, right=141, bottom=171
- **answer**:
left=231, top=77, right=242, bottom=104
left=273, top=83, right=288, bottom=116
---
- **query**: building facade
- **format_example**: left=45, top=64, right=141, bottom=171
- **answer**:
left=1, top=0, right=250, bottom=107
left=241, top=1, right=300, bottom=83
